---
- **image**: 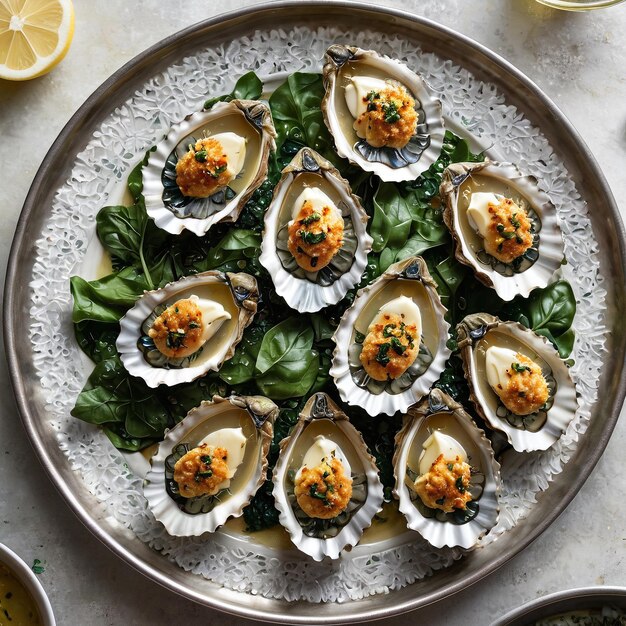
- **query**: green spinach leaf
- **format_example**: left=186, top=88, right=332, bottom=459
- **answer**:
left=204, top=71, right=263, bottom=109
left=255, top=318, right=314, bottom=374
left=502, top=280, right=576, bottom=357
left=254, top=317, right=319, bottom=399
left=269, top=73, right=337, bottom=167
left=256, top=350, right=319, bottom=401
left=71, top=356, right=170, bottom=440
left=70, top=266, right=149, bottom=323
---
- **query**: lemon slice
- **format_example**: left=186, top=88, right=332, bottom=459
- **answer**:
left=0, top=0, right=74, bottom=81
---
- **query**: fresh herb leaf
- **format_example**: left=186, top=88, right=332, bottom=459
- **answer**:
left=204, top=71, right=263, bottom=109
left=269, top=72, right=339, bottom=169
left=299, top=230, right=326, bottom=245
left=376, top=342, right=391, bottom=366
left=300, top=212, right=321, bottom=226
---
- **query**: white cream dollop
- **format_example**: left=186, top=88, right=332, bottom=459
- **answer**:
left=290, top=186, right=341, bottom=221
left=466, top=192, right=501, bottom=238
left=368, top=295, right=423, bottom=344
left=344, top=75, right=388, bottom=119
left=484, top=346, right=521, bottom=393
left=418, top=431, right=468, bottom=475
left=199, top=427, right=247, bottom=482
left=189, top=294, right=231, bottom=346
left=210, top=131, right=247, bottom=179
left=296, top=435, right=351, bottom=480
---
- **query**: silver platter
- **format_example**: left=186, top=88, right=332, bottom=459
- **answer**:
left=4, top=2, right=626, bottom=623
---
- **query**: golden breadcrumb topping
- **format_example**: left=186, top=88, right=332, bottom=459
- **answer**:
left=287, top=199, right=344, bottom=272
left=495, top=352, right=549, bottom=415
left=173, top=444, right=230, bottom=499
left=359, top=312, right=419, bottom=381
left=354, top=83, right=417, bottom=149
left=413, top=454, right=472, bottom=513
left=148, top=298, right=204, bottom=359
left=483, top=197, right=533, bottom=264
left=294, top=456, right=353, bottom=520
left=175, top=137, right=232, bottom=197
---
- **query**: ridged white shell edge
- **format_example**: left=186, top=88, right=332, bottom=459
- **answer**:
left=143, top=395, right=276, bottom=537
left=393, top=389, right=501, bottom=550
left=271, top=393, right=384, bottom=561
left=441, top=160, right=565, bottom=301
left=259, top=147, right=373, bottom=312
left=330, top=256, right=452, bottom=417
left=322, top=45, right=445, bottom=183
left=457, top=313, right=579, bottom=452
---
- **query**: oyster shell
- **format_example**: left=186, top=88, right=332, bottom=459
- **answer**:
left=142, top=99, right=276, bottom=236
left=440, top=160, right=565, bottom=301
left=330, top=256, right=451, bottom=417
left=393, top=389, right=501, bottom=549
left=259, top=147, right=372, bottom=312
left=117, top=271, right=258, bottom=388
left=457, top=313, right=578, bottom=452
left=144, top=394, right=277, bottom=536
left=322, top=44, right=445, bottom=182
left=272, top=392, right=384, bottom=561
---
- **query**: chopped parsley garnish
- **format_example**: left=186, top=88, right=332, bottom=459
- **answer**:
left=383, top=323, right=397, bottom=337
left=390, top=337, right=406, bottom=355
left=166, top=330, right=186, bottom=350
left=299, top=230, right=327, bottom=245
left=381, top=100, right=401, bottom=123
left=200, top=455, right=212, bottom=465
left=300, top=212, right=321, bottom=226
left=510, top=214, right=521, bottom=229
left=309, top=483, right=330, bottom=506
left=496, top=223, right=516, bottom=239
left=194, top=149, right=208, bottom=162
left=366, top=90, right=380, bottom=111
left=188, top=321, right=200, bottom=329
left=375, top=342, right=391, bottom=366
left=447, top=463, right=454, bottom=471
left=210, top=163, right=228, bottom=178
left=511, top=362, right=532, bottom=373
left=455, top=476, right=466, bottom=493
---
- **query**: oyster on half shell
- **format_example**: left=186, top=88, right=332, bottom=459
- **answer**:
left=393, top=389, right=501, bottom=550
left=144, top=395, right=277, bottom=536
left=259, top=147, right=372, bottom=312
left=440, top=160, right=565, bottom=301
left=142, top=99, right=276, bottom=236
left=117, top=271, right=258, bottom=388
left=330, top=256, right=451, bottom=417
left=457, top=313, right=578, bottom=452
left=272, top=393, right=384, bottom=561
left=322, top=44, right=445, bottom=182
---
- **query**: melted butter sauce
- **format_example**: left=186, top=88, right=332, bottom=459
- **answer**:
left=0, top=564, right=41, bottom=626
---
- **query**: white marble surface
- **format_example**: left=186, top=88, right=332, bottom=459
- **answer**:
left=0, top=1, right=625, bottom=624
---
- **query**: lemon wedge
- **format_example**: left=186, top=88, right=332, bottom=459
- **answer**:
left=0, top=0, right=74, bottom=81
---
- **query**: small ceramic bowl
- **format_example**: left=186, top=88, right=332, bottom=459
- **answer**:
left=536, top=0, right=625, bottom=10
left=0, top=543, right=55, bottom=626
left=493, top=586, right=626, bottom=625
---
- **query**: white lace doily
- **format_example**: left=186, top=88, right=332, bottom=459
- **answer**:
left=28, top=26, right=605, bottom=603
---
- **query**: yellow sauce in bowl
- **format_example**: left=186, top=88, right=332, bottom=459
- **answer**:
left=0, top=563, right=41, bottom=625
